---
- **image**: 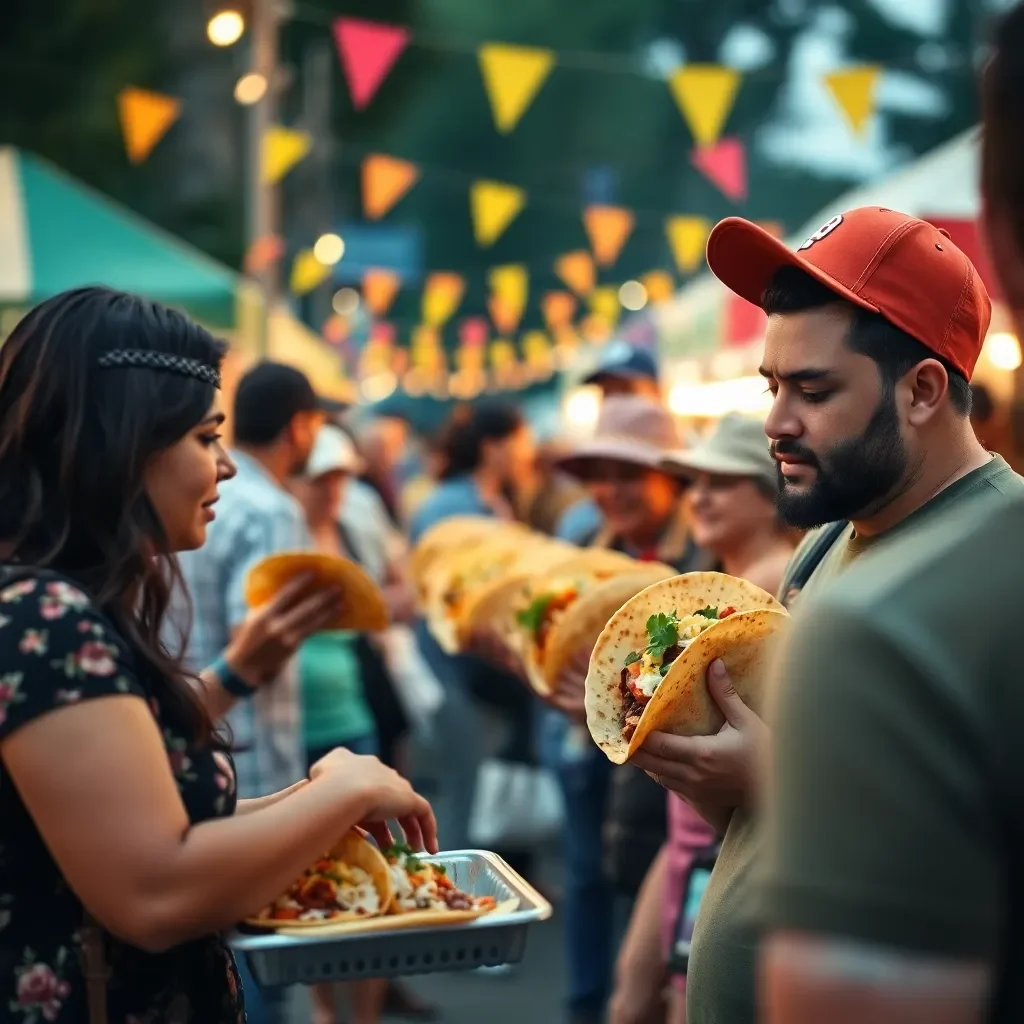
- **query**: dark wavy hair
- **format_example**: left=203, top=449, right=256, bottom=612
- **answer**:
left=438, top=401, right=524, bottom=480
left=0, top=287, right=226, bottom=745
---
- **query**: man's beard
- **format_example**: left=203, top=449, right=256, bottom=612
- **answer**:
left=772, top=392, right=908, bottom=529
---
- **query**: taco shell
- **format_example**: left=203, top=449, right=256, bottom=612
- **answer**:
left=538, top=564, right=678, bottom=697
left=244, top=831, right=394, bottom=930
left=584, top=572, right=789, bottom=764
left=244, top=552, right=389, bottom=632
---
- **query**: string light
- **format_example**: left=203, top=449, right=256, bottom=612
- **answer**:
left=313, top=233, right=345, bottom=266
left=234, top=72, right=268, bottom=105
left=984, top=332, right=1022, bottom=371
left=619, top=280, right=648, bottom=311
left=332, top=288, right=360, bottom=316
left=207, top=9, right=245, bottom=46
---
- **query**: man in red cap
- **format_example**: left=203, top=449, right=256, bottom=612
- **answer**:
left=631, top=204, right=1024, bottom=1024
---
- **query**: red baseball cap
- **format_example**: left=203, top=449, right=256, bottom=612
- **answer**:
left=705, top=207, right=992, bottom=380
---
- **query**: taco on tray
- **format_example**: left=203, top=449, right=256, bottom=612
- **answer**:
left=244, top=832, right=393, bottom=929
left=245, top=551, right=389, bottom=632
left=585, top=572, right=789, bottom=764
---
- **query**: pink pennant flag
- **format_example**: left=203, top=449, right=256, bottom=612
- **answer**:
left=691, top=137, right=747, bottom=203
left=333, top=17, right=411, bottom=111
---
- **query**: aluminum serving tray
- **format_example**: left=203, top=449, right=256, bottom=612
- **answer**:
left=229, top=850, right=553, bottom=987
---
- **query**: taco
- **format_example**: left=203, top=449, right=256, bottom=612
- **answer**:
left=410, top=517, right=525, bottom=604
left=535, top=564, right=679, bottom=697
left=425, top=532, right=549, bottom=654
left=585, top=572, right=789, bottom=764
left=244, top=551, right=389, bottom=632
left=244, top=832, right=393, bottom=929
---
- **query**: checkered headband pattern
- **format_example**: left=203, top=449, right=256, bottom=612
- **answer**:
left=97, top=349, right=221, bottom=388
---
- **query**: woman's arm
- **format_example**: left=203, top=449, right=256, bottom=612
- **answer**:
left=2, top=696, right=433, bottom=954
left=235, top=780, right=308, bottom=814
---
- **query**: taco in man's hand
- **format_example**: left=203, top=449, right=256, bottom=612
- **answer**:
left=244, top=832, right=393, bottom=929
left=585, top=572, right=789, bottom=764
left=245, top=551, right=389, bottom=633
left=513, top=557, right=673, bottom=696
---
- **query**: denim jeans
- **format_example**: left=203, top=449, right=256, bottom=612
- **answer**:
left=539, top=708, right=615, bottom=1017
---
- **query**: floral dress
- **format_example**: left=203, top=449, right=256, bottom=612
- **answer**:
left=0, top=568, right=246, bottom=1023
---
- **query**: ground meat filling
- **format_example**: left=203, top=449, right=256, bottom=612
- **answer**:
left=620, top=642, right=683, bottom=741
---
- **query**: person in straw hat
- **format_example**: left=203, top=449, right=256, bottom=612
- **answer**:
left=608, top=413, right=797, bottom=1024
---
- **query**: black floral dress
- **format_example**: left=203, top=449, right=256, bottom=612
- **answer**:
left=0, top=569, right=246, bottom=1023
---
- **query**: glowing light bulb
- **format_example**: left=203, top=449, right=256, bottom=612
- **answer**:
left=234, top=72, right=267, bottom=105
left=207, top=10, right=245, bottom=46
left=985, top=332, right=1022, bottom=371
left=313, top=233, right=345, bottom=266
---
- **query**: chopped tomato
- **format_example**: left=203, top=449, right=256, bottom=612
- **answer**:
left=626, top=677, right=652, bottom=705
left=271, top=907, right=302, bottom=920
left=627, top=660, right=642, bottom=677
left=720, top=606, right=736, bottom=618
left=477, top=896, right=497, bottom=909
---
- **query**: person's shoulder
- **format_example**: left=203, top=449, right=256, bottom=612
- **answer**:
left=410, top=479, right=480, bottom=538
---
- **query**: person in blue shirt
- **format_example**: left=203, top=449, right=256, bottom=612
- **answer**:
left=410, top=402, right=537, bottom=855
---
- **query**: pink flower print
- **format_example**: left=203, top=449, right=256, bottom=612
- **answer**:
left=55, top=689, right=82, bottom=704
left=168, top=748, right=193, bottom=777
left=38, top=596, right=66, bottom=621
left=76, top=640, right=117, bottom=677
left=212, top=750, right=236, bottom=795
left=18, top=629, right=48, bottom=656
left=0, top=673, right=23, bottom=726
left=16, top=961, right=71, bottom=1020
left=0, top=614, right=11, bottom=629
left=45, top=581, right=89, bottom=610
left=77, top=620, right=92, bottom=633
left=0, top=579, right=35, bottom=603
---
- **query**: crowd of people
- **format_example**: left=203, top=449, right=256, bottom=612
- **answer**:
left=0, top=5, right=1023, bottom=1024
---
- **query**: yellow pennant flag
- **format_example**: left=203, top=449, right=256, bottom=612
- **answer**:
left=824, top=65, right=881, bottom=135
left=583, top=206, right=635, bottom=267
left=589, top=286, right=621, bottom=327
left=641, top=270, right=675, bottom=305
left=666, top=216, right=711, bottom=274
left=262, top=126, right=312, bottom=185
left=541, top=291, right=577, bottom=331
left=117, top=87, right=181, bottom=165
left=422, top=272, right=465, bottom=327
left=489, top=263, right=529, bottom=309
left=554, top=251, right=596, bottom=296
left=668, top=65, right=741, bottom=147
left=362, top=154, right=420, bottom=220
left=470, top=180, right=527, bottom=247
left=362, top=268, right=401, bottom=317
left=478, top=44, right=556, bottom=133
left=290, top=249, right=331, bottom=295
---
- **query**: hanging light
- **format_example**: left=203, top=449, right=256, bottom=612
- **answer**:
left=207, top=8, right=245, bottom=46
left=618, top=280, right=648, bottom=311
left=234, top=72, right=268, bottom=105
left=313, top=233, right=345, bottom=266
left=984, top=331, right=1022, bottom=371
left=332, top=288, right=360, bottom=316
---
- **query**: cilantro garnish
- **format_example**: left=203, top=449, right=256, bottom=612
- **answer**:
left=385, top=842, right=421, bottom=872
left=695, top=606, right=720, bottom=620
left=645, top=612, right=680, bottom=658
left=515, top=593, right=554, bottom=633
left=624, top=651, right=642, bottom=666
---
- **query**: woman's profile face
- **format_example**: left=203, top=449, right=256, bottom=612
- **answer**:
left=686, top=472, right=776, bottom=553
left=143, top=399, right=236, bottom=551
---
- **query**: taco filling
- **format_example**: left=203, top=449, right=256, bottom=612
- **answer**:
left=385, top=845, right=498, bottom=914
left=516, top=582, right=579, bottom=659
left=619, top=606, right=736, bottom=741
left=261, top=856, right=382, bottom=922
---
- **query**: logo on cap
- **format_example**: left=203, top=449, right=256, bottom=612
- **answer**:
left=797, top=214, right=844, bottom=251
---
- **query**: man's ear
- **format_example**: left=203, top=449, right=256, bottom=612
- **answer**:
left=904, top=360, right=949, bottom=427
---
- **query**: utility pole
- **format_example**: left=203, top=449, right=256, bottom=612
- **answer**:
left=246, top=0, right=285, bottom=349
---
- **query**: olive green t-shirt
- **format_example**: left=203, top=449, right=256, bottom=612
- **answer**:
left=685, top=455, right=1023, bottom=1024
left=756, top=492, right=1024, bottom=1021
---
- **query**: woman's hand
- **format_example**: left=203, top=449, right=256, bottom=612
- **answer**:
left=226, top=574, right=342, bottom=685
left=309, top=748, right=438, bottom=855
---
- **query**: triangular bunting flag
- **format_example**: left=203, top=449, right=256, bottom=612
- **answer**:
left=641, top=271, right=675, bottom=304
left=362, top=154, right=419, bottom=220
left=422, top=272, right=465, bottom=327
left=362, top=268, right=401, bottom=316
left=824, top=65, right=881, bottom=135
left=470, top=180, right=527, bottom=247
left=541, top=291, right=577, bottom=332
left=117, top=87, right=181, bottom=165
left=291, top=249, right=331, bottom=295
left=487, top=296, right=519, bottom=336
left=666, top=216, right=711, bottom=274
left=691, top=138, right=747, bottom=203
left=488, top=263, right=528, bottom=318
left=554, top=251, right=596, bottom=296
left=668, top=66, right=741, bottom=147
left=589, top=286, right=621, bottom=327
left=583, top=205, right=635, bottom=267
left=333, top=17, right=411, bottom=111
left=478, top=44, right=555, bottom=133
left=262, top=126, right=312, bottom=184
left=243, top=235, right=286, bottom=276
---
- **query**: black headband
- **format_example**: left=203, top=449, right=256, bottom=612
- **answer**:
left=97, top=348, right=221, bottom=389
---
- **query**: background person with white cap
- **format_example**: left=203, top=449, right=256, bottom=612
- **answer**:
left=292, top=424, right=389, bottom=1024
left=607, top=414, right=797, bottom=1024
